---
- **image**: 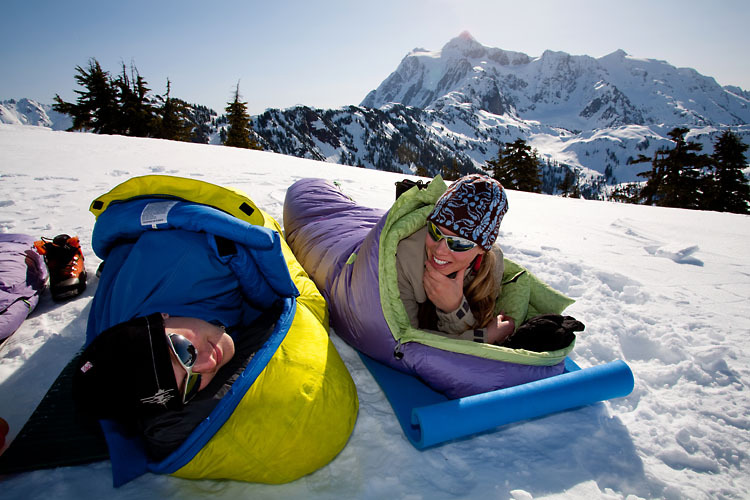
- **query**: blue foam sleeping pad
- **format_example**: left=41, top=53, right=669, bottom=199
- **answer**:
left=359, top=354, right=634, bottom=449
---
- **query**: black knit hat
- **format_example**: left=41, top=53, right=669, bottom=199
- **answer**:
left=72, top=313, right=182, bottom=422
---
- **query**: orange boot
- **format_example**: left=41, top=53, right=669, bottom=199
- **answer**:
left=34, top=234, right=87, bottom=301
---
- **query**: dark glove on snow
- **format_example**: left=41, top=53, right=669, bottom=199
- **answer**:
left=395, top=178, right=430, bottom=199
left=501, top=314, right=584, bottom=352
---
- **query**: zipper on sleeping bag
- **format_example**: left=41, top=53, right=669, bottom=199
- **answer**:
left=393, top=339, right=404, bottom=360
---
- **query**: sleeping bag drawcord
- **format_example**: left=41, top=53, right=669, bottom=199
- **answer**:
left=393, top=339, right=404, bottom=360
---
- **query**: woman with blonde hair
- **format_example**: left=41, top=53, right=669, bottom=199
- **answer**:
left=396, top=174, right=515, bottom=345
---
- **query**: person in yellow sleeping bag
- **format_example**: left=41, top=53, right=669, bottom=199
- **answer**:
left=74, top=174, right=359, bottom=487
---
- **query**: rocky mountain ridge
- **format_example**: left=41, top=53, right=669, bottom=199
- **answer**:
left=364, top=32, right=750, bottom=130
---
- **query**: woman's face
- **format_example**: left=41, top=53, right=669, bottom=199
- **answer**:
left=424, top=224, right=484, bottom=277
left=163, top=315, right=235, bottom=392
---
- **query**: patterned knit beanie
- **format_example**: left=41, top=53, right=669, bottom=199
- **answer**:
left=427, top=174, right=508, bottom=251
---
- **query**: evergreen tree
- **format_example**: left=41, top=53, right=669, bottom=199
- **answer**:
left=609, top=183, right=642, bottom=204
left=114, top=62, right=155, bottom=137
left=153, top=79, right=192, bottom=141
left=706, top=130, right=750, bottom=213
left=631, top=149, right=666, bottom=205
left=487, top=139, right=542, bottom=192
left=558, top=169, right=580, bottom=198
left=224, top=83, right=260, bottom=149
left=661, top=127, right=708, bottom=209
left=53, top=58, right=120, bottom=134
left=633, top=127, right=710, bottom=209
left=54, top=59, right=206, bottom=143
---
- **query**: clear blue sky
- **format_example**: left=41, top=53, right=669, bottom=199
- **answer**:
left=2, top=0, right=749, bottom=115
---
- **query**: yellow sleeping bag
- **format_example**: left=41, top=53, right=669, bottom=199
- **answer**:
left=89, top=175, right=358, bottom=484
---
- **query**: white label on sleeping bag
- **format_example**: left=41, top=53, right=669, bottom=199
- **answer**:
left=141, top=201, right=179, bottom=228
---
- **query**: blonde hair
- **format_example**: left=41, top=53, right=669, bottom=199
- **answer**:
left=464, top=250, right=498, bottom=329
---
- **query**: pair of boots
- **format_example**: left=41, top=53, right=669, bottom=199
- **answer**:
left=34, top=234, right=87, bottom=301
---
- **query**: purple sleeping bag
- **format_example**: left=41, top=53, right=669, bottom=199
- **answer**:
left=0, top=234, right=48, bottom=341
left=283, top=178, right=568, bottom=399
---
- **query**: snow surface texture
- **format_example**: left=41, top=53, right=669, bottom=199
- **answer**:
left=0, top=124, right=748, bottom=499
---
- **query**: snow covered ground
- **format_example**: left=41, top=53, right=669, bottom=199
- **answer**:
left=0, top=124, right=748, bottom=499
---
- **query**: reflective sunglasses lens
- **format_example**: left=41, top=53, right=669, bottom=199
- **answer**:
left=447, top=238, right=476, bottom=252
left=428, top=222, right=475, bottom=252
left=168, top=334, right=197, bottom=368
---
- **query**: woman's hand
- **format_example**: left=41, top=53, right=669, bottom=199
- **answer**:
left=423, top=264, right=465, bottom=313
left=486, top=313, right=516, bottom=345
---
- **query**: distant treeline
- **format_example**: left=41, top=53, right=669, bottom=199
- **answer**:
left=483, top=131, right=749, bottom=214
left=53, top=58, right=260, bottom=149
left=615, top=127, right=750, bottom=214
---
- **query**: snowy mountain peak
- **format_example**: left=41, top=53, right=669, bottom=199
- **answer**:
left=442, top=31, right=484, bottom=55
left=361, top=34, right=750, bottom=130
left=604, top=49, right=629, bottom=59
left=347, top=34, right=750, bottom=192
left=0, top=98, right=71, bottom=130
left=457, top=30, right=475, bottom=42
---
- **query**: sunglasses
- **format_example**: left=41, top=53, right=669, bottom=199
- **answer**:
left=427, top=221, right=477, bottom=252
left=166, top=333, right=202, bottom=404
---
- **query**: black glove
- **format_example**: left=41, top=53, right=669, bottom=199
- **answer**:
left=395, top=179, right=430, bottom=199
left=501, top=314, right=584, bottom=352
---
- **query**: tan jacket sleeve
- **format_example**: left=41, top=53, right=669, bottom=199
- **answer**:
left=435, top=297, right=488, bottom=343
left=396, top=227, right=428, bottom=329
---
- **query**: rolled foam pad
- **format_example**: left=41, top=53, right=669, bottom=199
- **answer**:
left=360, top=354, right=634, bottom=449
